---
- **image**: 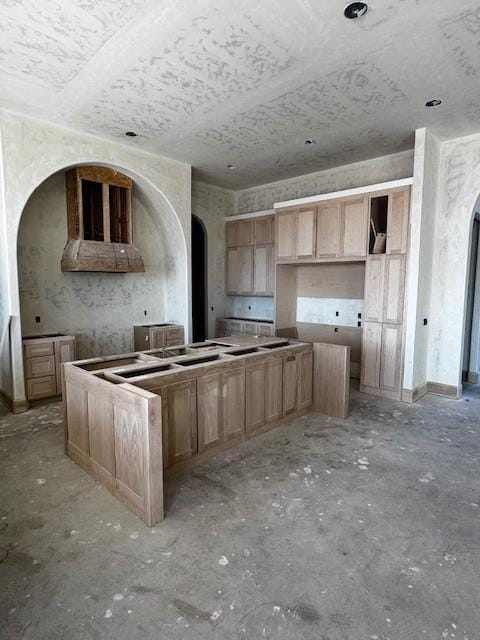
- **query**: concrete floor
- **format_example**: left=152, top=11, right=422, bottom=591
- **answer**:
left=0, top=386, right=479, bottom=640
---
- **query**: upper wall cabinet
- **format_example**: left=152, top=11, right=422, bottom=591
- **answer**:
left=342, top=197, right=368, bottom=258
left=276, top=207, right=317, bottom=261
left=61, top=166, right=144, bottom=273
left=369, top=187, right=410, bottom=256
left=226, top=220, right=254, bottom=247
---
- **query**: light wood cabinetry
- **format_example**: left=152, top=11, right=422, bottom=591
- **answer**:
left=245, top=360, right=266, bottom=433
left=226, top=215, right=275, bottom=296
left=387, top=188, right=410, bottom=254
left=164, top=380, right=197, bottom=468
left=379, top=324, right=403, bottom=394
left=295, top=206, right=317, bottom=259
left=360, top=322, right=382, bottom=389
left=297, top=349, right=313, bottom=410
left=134, top=324, right=185, bottom=350
left=342, top=197, right=368, bottom=257
left=276, top=212, right=296, bottom=260
left=316, top=202, right=341, bottom=258
left=265, top=355, right=283, bottom=424
left=364, top=255, right=405, bottom=324
left=282, top=353, right=298, bottom=416
left=360, top=321, right=404, bottom=399
left=222, top=367, right=245, bottom=442
left=364, top=255, right=385, bottom=322
left=216, top=318, right=274, bottom=338
left=23, top=334, right=76, bottom=401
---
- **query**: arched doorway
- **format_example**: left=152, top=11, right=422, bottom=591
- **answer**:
left=191, top=215, right=207, bottom=343
left=462, top=198, right=480, bottom=387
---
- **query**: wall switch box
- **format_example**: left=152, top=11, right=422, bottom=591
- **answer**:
left=35, top=316, right=41, bottom=323
left=423, top=318, right=428, bottom=325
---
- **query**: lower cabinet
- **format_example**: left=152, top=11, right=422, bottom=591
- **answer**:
left=134, top=324, right=185, bottom=350
left=163, top=380, right=197, bottom=468
left=297, top=350, right=313, bottom=410
left=283, top=353, right=298, bottom=416
left=216, top=318, right=275, bottom=338
left=197, top=366, right=245, bottom=452
left=245, top=353, right=287, bottom=433
left=265, top=356, right=283, bottom=424
left=23, top=335, right=76, bottom=401
left=360, top=321, right=403, bottom=399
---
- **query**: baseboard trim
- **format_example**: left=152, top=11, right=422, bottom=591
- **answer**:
left=426, top=381, right=462, bottom=399
left=467, top=371, right=479, bottom=384
left=401, top=383, right=428, bottom=404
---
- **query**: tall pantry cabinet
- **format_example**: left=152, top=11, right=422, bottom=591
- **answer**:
left=360, top=187, right=410, bottom=400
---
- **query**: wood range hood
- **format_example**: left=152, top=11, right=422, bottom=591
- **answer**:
left=61, top=165, right=145, bottom=273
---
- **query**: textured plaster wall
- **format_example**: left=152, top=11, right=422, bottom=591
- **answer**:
left=427, top=132, right=480, bottom=388
left=225, top=297, right=274, bottom=321
left=0, top=127, right=12, bottom=401
left=403, top=129, right=441, bottom=392
left=18, top=172, right=177, bottom=358
left=191, top=180, right=234, bottom=337
left=0, top=110, right=191, bottom=408
left=233, top=150, right=414, bottom=213
left=466, top=218, right=480, bottom=379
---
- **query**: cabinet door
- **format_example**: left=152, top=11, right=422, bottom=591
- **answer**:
left=54, top=338, right=76, bottom=394
left=150, top=327, right=166, bottom=349
left=228, top=320, right=244, bottom=335
left=254, top=245, right=274, bottom=296
left=297, top=350, right=313, bottom=410
left=226, top=220, right=253, bottom=247
left=283, top=354, right=298, bottom=415
left=257, top=323, right=274, bottom=337
left=226, top=247, right=240, bottom=294
left=197, top=372, right=223, bottom=453
left=254, top=216, right=274, bottom=245
left=276, top=212, right=296, bottom=260
left=165, top=327, right=184, bottom=347
left=295, top=207, right=316, bottom=259
left=316, top=202, right=341, bottom=258
left=387, top=189, right=410, bottom=255
left=164, top=380, right=197, bottom=468
left=364, top=256, right=385, bottom=323
left=223, top=367, right=245, bottom=441
left=238, top=246, right=254, bottom=294
left=245, top=361, right=265, bottom=433
left=342, top=197, right=368, bottom=257
left=383, top=255, right=406, bottom=324
left=380, top=323, right=403, bottom=395
left=265, top=356, right=283, bottom=423
left=244, top=321, right=258, bottom=336
left=360, top=322, right=382, bottom=389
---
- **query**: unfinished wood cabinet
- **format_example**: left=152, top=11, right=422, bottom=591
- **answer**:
left=226, top=247, right=254, bottom=295
left=217, top=318, right=274, bottom=338
left=282, top=353, right=298, bottom=416
left=342, top=197, right=368, bottom=257
left=163, top=380, right=197, bottom=468
left=245, top=360, right=266, bottom=433
left=364, top=256, right=386, bottom=322
left=312, top=343, right=351, bottom=419
left=295, top=206, right=316, bottom=259
left=265, top=355, right=283, bottom=424
left=222, top=367, right=245, bottom=442
left=380, top=324, right=403, bottom=395
left=387, top=188, right=410, bottom=255
left=23, top=334, right=76, bottom=401
left=134, top=324, right=185, bottom=350
left=254, top=245, right=274, bottom=295
left=276, top=211, right=296, bottom=260
left=197, top=371, right=223, bottom=452
left=226, top=220, right=254, bottom=247
left=254, top=216, right=275, bottom=245
left=383, top=254, right=406, bottom=324
left=297, top=350, right=313, bottom=410
left=360, top=322, right=382, bottom=389
left=316, top=202, right=341, bottom=258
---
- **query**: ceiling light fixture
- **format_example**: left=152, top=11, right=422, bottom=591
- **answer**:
left=305, top=139, right=316, bottom=145
left=226, top=164, right=236, bottom=170
left=425, top=99, right=442, bottom=108
left=125, top=131, right=138, bottom=137
left=344, top=2, right=368, bottom=19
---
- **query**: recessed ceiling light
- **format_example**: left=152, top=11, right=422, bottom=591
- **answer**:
left=226, top=164, right=236, bottom=170
left=344, top=2, right=368, bottom=19
left=425, top=99, right=442, bottom=108
left=305, top=139, right=316, bottom=145
left=125, top=131, right=138, bottom=137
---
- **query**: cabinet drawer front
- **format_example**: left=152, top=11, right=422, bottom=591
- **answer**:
left=26, top=375, right=57, bottom=400
left=257, top=323, right=274, bottom=337
left=24, top=341, right=54, bottom=358
left=25, top=355, right=56, bottom=379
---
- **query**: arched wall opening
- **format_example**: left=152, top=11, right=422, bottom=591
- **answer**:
left=13, top=161, right=188, bottom=393
left=191, top=214, right=208, bottom=343
left=461, top=195, right=480, bottom=386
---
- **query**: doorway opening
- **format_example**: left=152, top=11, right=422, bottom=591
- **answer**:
left=191, top=215, right=207, bottom=343
left=463, top=208, right=480, bottom=386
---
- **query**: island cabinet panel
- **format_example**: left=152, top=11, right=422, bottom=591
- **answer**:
left=265, top=356, right=283, bottom=424
left=245, top=360, right=266, bottom=433
left=55, top=338, right=76, bottom=393
left=283, top=353, right=298, bottom=416
left=360, top=322, right=382, bottom=389
left=163, top=380, right=197, bottom=468
left=342, top=197, right=368, bottom=257
left=88, top=393, right=115, bottom=484
left=316, top=202, right=341, bottom=258
left=65, top=383, right=89, bottom=463
left=114, top=405, right=145, bottom=503
left=197, top=372, right=223, bottom=452
left=364, top=255, right=385, bottom=322
left=151, top=328, right=166, bottom=349
left=387, top=188, right=410, bottom=255
left=297, top=350, right=313, bottom=410
left=222, top=367, right=245, bottom=442
left=295, top=207, right=316, bottom=259
left=276, top=212, right=296, bottom=260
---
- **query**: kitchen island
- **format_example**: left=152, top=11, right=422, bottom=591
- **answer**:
left=63, top=337, right=313, bottom=525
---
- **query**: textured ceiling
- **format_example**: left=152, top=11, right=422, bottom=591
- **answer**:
left=1, top=0, right=479, bottom=189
